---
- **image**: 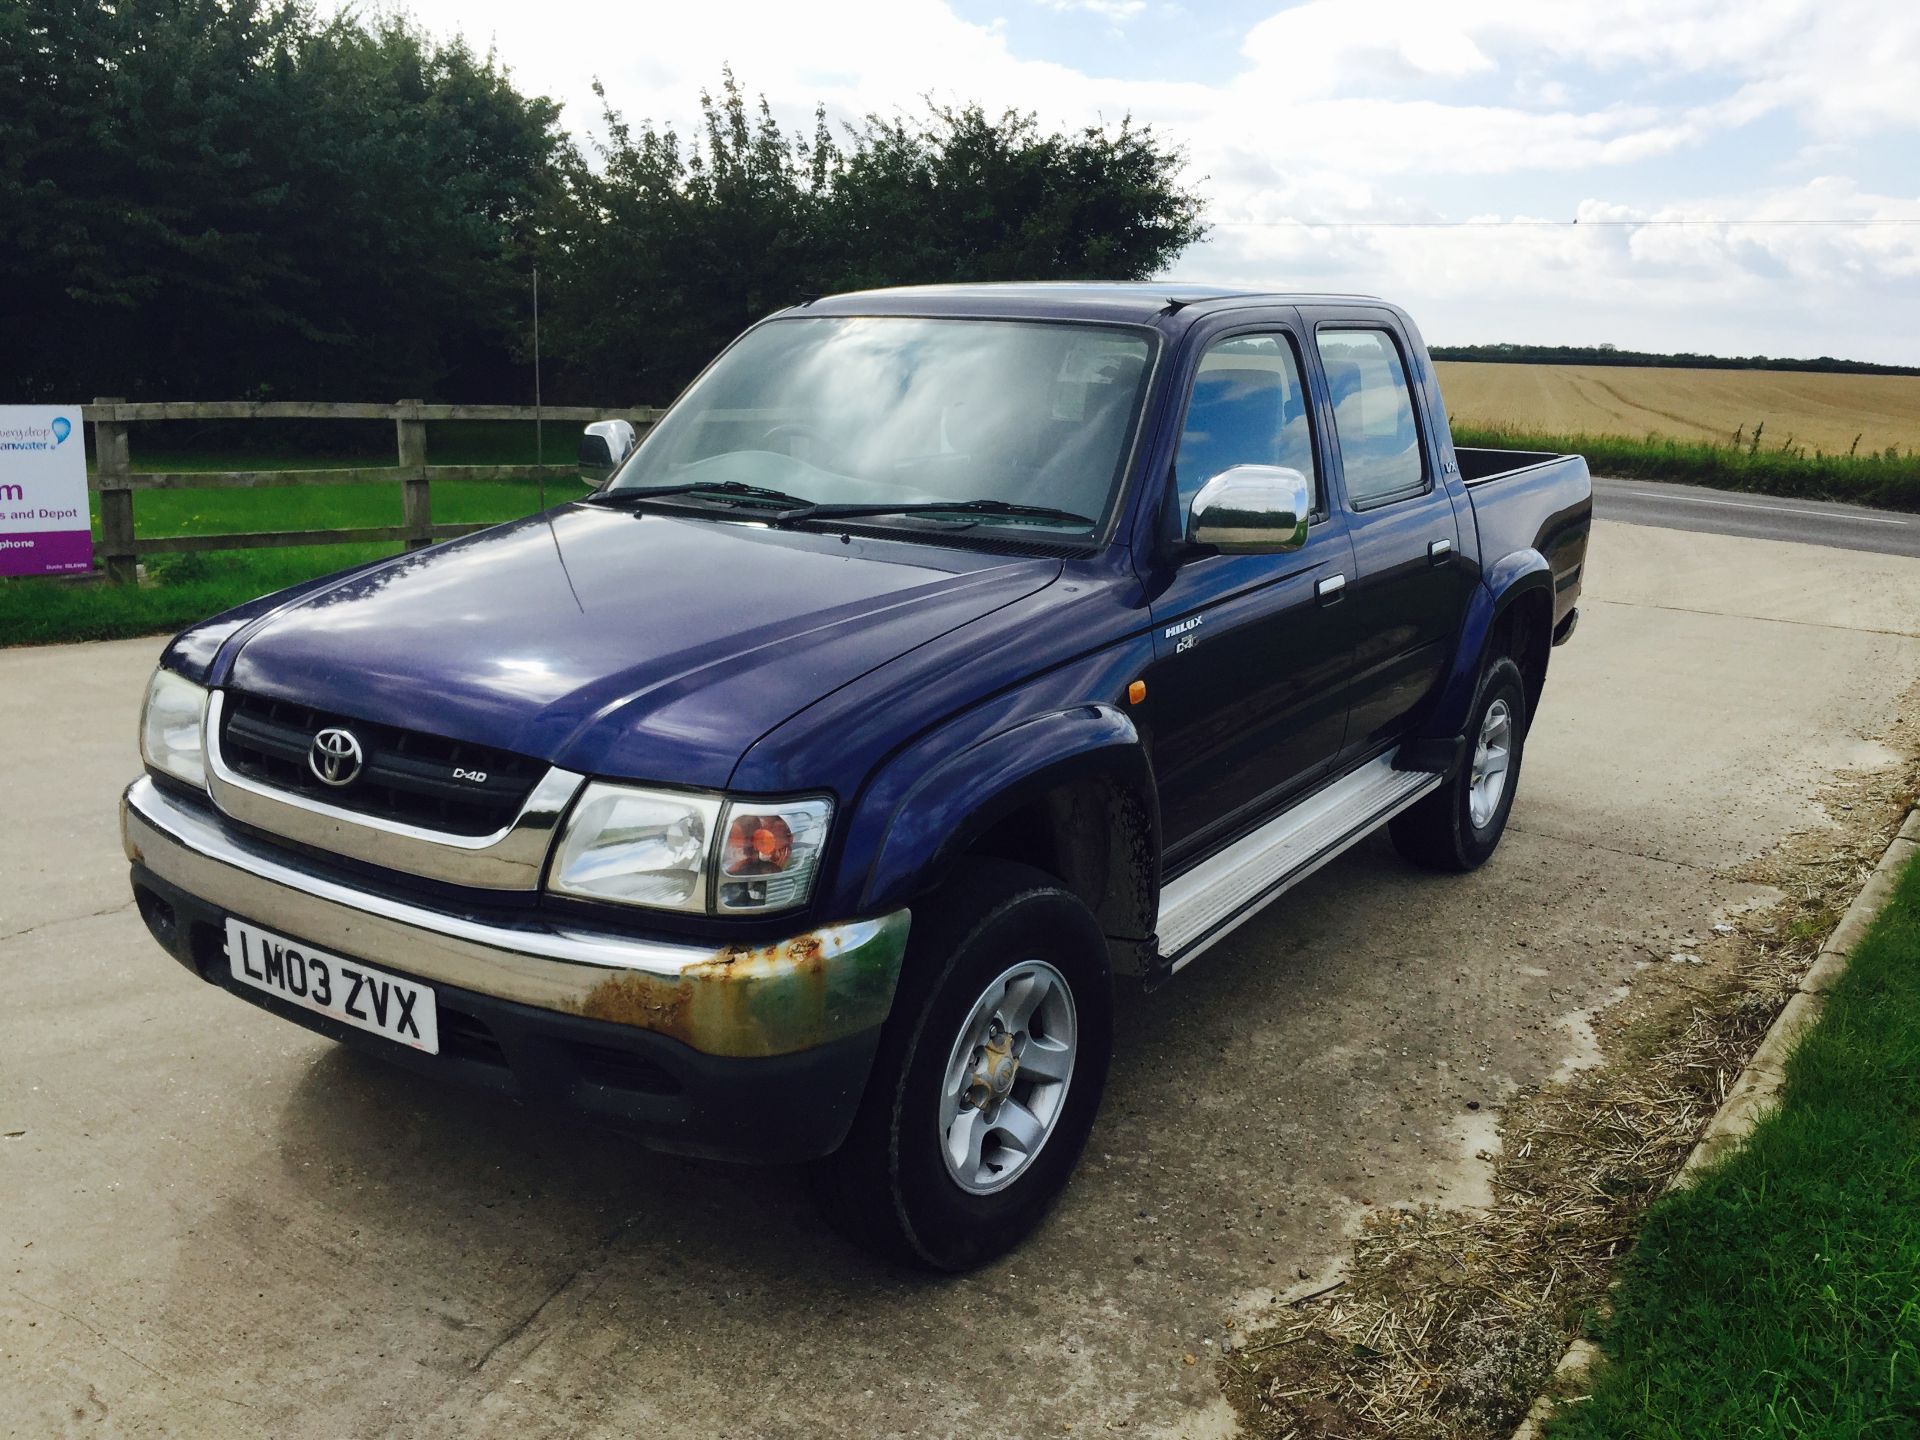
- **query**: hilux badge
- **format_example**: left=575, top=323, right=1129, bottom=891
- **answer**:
left=1164, top=614, right=1204, bottom=652
left=308, top=728, right=364, bottom=787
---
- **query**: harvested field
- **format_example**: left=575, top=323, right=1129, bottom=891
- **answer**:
left=1434, top=362, right=1920, bottom=456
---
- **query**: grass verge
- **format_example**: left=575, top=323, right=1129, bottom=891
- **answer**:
left=1222, top=738, right=1919, bottom=1440
left=1, top=544, right=400, bottom=647
left=1, top=422, right=568, bottom=647
left=1550, top=840, right=1920, bottom=1439
left=1451, top=424, right=1920, bottom=513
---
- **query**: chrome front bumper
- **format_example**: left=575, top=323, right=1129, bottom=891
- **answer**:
left=121, top=777, right=910, bottom=1059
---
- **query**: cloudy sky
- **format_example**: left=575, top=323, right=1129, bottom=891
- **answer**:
left=369, top=0, right=1919, bottom=363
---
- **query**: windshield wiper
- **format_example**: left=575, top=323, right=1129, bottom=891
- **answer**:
left=786, top=498, right=1097, bottom=528
left=589, top=481, right=815, bottom=511
left=592, top=486, right=1096, bottom=532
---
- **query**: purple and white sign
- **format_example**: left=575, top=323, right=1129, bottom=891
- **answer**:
left=0, top=405, right=92, bottom=578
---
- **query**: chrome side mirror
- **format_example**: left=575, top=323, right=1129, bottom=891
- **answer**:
left=579, top=419, right=638, bottom=487
left=1187, top=464, right=1312, bottom=553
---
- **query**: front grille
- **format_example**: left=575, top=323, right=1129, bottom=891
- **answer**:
left=219, top=691, right=544, bottom=837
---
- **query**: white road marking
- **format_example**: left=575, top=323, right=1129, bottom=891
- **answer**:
left=1607, top=486, right=1909, bottom=526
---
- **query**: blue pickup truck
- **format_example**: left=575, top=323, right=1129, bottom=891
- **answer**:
left=124, top=284, right=1590, bottom=1269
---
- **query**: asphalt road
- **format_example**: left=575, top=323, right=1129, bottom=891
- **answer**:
left=1593, top=474, right=1920, bottom=558
left=5, top=521, right=1920, bottom=1439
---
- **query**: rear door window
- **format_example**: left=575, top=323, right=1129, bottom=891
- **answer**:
left=1315, top=328, right=1426, bottom=507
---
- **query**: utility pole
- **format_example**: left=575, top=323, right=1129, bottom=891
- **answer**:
left=533, top=265, right=545, bottom=510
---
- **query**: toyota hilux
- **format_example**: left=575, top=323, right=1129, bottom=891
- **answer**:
left=123, top=283, right=1591, bottom=1269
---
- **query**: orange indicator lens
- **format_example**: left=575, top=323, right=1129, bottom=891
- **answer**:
left=724, top=813, right=794, bottom=875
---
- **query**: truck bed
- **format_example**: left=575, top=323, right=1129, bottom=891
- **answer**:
left=1455, top=447, right=1593, bottom=634
left=1454, top=446, right=1571, bottom=485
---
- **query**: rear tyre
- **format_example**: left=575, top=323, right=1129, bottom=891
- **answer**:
left=815, top=859, right=1113, bottom=1271
left=1390, top=655, right=1528, bottom=873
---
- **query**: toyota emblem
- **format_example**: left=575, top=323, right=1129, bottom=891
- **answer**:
left=308, top=727, right=365, bottom=787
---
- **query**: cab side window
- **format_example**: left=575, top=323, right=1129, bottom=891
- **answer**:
left=1173, top=333, right=1318, bottom=518
left=1315, top=328, right=1425, bottom=507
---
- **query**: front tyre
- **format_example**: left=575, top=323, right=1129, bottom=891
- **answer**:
left=816, top=859, right=1113, bottom=1271
left=1390, top=655, right=1528, bottom=872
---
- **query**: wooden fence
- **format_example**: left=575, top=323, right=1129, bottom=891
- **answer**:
left=86, top=399, right=663, bottom=583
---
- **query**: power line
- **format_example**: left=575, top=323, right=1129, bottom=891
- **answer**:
left=1211, top=217, right=1920, bottom=228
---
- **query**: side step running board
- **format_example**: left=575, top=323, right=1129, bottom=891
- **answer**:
left=1154, top=753, right=1442, bottom=972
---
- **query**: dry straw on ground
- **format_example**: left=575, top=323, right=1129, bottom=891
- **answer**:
left=1221, top=728, right=1919, bottom=1440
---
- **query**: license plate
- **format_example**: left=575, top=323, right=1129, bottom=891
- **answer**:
left=226, top=919, right=439, bottom=1054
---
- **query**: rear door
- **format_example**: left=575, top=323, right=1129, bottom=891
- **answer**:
left=1302, top=308, right=1471, bottom=759
left=1143, top=312, right=1360, bottom=866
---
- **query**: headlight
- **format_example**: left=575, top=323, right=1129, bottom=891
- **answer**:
left=140, top=668, right=210, bottom=790
left=548, top=784, right=833, bottom=915
left=549, top=784, right=724, bottom=912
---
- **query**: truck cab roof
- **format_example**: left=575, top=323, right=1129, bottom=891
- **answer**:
left=795, top=282, right=1385, bottom=327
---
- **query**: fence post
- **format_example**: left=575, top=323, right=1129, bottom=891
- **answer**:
left=395, top=399, right=430, bottom=549
left=93, top=397, right=137, bottom=584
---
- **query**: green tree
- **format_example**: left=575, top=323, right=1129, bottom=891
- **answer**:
left=832, top=104, right=1206, bottom=289
left=0, top=0, right=571, bottom=401
left=539, top=70, right=840, bottom=404
left=2, top=0, right=302, bottom=398
left=257, top=12, right=570, bottom=398
left=3, top=19, right=1207, bottom=407
left=541, top=71, right=1208, bottom=402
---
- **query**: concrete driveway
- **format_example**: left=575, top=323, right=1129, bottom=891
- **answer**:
left=5, top=519, right=1919, bottom=1439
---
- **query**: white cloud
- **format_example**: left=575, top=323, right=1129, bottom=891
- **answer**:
left=1239, top=0, right=1920, bottom=133
left=366, top=0, right=1920, bottom=360
left=401, top=0, right=1703, bottom=177
left=1513, top=74, right=1573, bottom=109
left=1036, top=0, right=1147, bottom=20
left=1187, top=178, right=1920, bottom=358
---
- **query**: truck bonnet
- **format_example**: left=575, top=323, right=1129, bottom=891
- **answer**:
left=214, top=505, right=1063, bottom=789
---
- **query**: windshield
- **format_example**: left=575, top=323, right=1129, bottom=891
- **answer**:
left=606, top=316, right=1154, bottom=536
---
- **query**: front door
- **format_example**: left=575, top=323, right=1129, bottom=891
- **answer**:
left=1143, top=324, right=1359, bottom=866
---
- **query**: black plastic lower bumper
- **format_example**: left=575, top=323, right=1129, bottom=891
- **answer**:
left=131, top=863, right=882, bottom=1164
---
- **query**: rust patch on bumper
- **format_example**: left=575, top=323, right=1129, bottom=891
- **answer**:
left=575, top=912, right=911, bottom=1059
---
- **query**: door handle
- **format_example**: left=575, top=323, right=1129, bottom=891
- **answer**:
left=1428, top=538, right=1454, bottom=564
left=1315, top=573, right=1347, bottom=605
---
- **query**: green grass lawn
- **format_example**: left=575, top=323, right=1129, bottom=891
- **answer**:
left=1552, top=841, right=1920, bottom=1439
left=1, top=421, right=578, bottom=646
